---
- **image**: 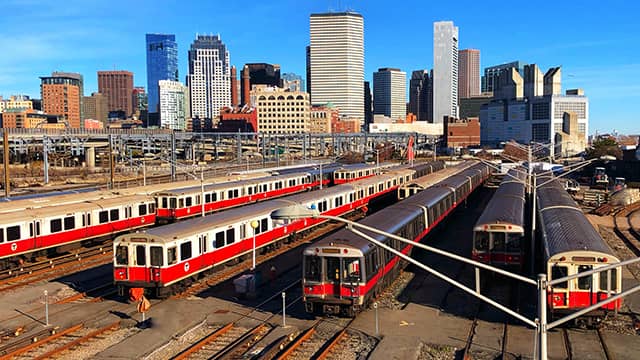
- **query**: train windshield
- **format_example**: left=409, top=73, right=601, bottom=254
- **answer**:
left=115, top=245, right=128, bottom=266
left=325, top=257, right=362, bottom=283
left=474, top=232, right=489, bottom=251
left=150, top=246, right=163, bottom=266
left=506, top=234, right=522, bottom=252
left=599, top=268, right=618, bottom=292
left=492, top=233, right=505, bottom=252
left=577, top=265, right=593, bottom=290
left=304, top=256, right=321, bottom=282
left=551, top=265, right=568, bottom=289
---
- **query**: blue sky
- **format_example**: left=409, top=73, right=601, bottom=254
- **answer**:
left=1, top=0, right=638, bottom=134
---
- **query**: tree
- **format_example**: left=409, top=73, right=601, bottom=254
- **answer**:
left=585, top=138, right=622, bottom=160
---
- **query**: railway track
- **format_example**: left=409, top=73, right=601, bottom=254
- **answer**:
left=0, top=321, right=120, bottom=360
left=561, top=327, right=614, bottom=360
left=613, top=204, right=640, bottom=257
left=0, top=246, right=112, bottom=292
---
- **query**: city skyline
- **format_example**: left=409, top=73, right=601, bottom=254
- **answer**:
left=0, top=0, right=638, bottom=133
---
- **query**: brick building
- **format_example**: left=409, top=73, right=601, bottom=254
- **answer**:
left=218, top=106, right=258, bottom=132
left=332, top=116, right=361, bottom=133
left=443, top=116, right=480, bottom=148
left=98, top=70, right=134, bottom=116
left=40, top=75, right=81, bottom=128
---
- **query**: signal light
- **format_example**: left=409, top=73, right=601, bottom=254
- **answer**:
left=559, top=256, right=566, bottom=261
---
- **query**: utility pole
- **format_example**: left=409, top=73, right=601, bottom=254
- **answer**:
left=3, top=130, right=9, bottom=197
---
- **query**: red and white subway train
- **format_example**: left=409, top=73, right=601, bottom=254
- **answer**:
left=0, top=165, right=351, bottom=269
left=472, top=169, right=527, bottom=270
left=113, top=169, right=417, bottom=297
left=537, top=174, right=621, bottom=325
left=0, top=195, right=157, bottom=269
left=300, top=163, right=491, bottom=316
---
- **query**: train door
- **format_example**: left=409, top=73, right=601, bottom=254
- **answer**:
left=149, top=245, right=164, bottom=284
left=326, top=257, right=343, bottom=299
left=29, top=220, right=42, bottom=249
left=575, top=265, right=594, bottom=307
left=550, top=265, right=569, bottom=309
left=597, top=267, right=619, bottom=309
left=134, top=243, right=151, bottom=283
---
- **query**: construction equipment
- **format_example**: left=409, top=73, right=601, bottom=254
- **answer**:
left=592, top=167, right=609, bottom=188
left=613, top=177, right=627, bottom=192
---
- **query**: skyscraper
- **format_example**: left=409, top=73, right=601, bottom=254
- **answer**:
left=373, top=68, right=406, bottom=120
left=433, top=21, right=459, bottom=123
left=481, top=61, right=525, bottom=93
left=458, top=49, right=480, bottom=99
left=97, top=71, right=134, bottom=115
left=364, top=81, right=372, bottom=128
left=146, top=34, right=178, bottom=114
left=187, top=34, right=231, bottom=120
left=82, top=92, right=108, bottom=126
left=409, top=70, right=433, bottom=122
left=159, top=80, right=189, bottom=130
left=282, top=73, right=305, bottom=92
left=52, top=72, right=84, bottom=122
left=309, top=12, right=364, bottom=120
left=40, top=75, right=81, bottom=128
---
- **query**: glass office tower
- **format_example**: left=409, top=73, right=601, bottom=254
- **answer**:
left=146, top=34, right=178, bottom=114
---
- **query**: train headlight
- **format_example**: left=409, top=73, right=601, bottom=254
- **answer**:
left=599, top=257, right=608, bottom=263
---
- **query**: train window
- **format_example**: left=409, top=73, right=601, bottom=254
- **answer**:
left=139, top=204, right=147, bottom=216
left=304, top=256, right=321, bottom=282
left=228, top=190, right=234, bottom=199
left=6, top=226, right=20, bottom=241
left=169, top=198, right=177, bottom=209
left=162, top=198, right=168, bottom=208
left=577, top=265, right=593, bottom=290
left=551, top=265, right=568, bottom=289
left=179, top=198, right=184, bottom=208
left=180, top=242, right=192, bottom=261
left=0, top=228, right=4, bottom=243
left=215, top=231, right=225, bottom=248
left=115, top=246, right=128, bottom=266
left=149, top=203, right=155, bottom=213
left=506, top=234, right=522, bottom=252
left=474, top=232, right=489, bottom=251
left=150, top=246, right=163, bottom=266
left=289, top=179, right=295, bottom=187
left=492, top=233, right=506, bottom=252
left=378, top=184, right=383, bottom=191
left=247, top=187, right=253, bottom=195
left=240, top=224, right=246, bottom=239
left=64, top=216, right=75, bottom=230
left=136, top=245, right=146, bottom=266
left=234, top=189, right=239, bottom=197
left=186, top=197, right=192, bottom=207
left=110, top=209, right=119, bottom=222
left=50, top=219, right=62, bottom=233
left=226, top=229, right=235, bottom=245
left=167, top=247, right=177, bottom=265
left=205, top=193, right=212, bottom=202
left=261, top=218, right=268, bottom=233
left=212, top=193, right=217, bottom=202
left=344, top=258, right=361, bottom=282
left=99, top=211, right=108, bottom=224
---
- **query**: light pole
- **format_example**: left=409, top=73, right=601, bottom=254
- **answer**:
left=250, top=220, right=259, bottom=270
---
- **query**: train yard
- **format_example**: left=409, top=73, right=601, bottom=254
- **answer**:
left=1, top=161, right=640, bottom=360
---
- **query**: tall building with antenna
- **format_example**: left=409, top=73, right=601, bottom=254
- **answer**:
left=309, top=11, right=364, bottom=121
left=187, top=34, right=231, bottom=120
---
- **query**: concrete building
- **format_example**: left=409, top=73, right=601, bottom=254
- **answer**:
left=145, top=33, right=178, bottom=114
left=0, top=109, right=61, bottom=129
left=218, top=106, right=257, bottom=133
left=409, top=70, right=433, bottom=122
left=158, top=80, right=189, bottom=130
left=0, top=95, right=33, bottom=112
left=251, top=85, right=310, bottom=134
left=310, top=103, right=338, bottom=133
left=282, top=73, right=304, bottom=92
left=82, top=92, right=108, bottom=126
left=97, top=70, right=134, bottom=116
left=40, top=75, right=81, bottom=128
left=433, top=21, right=459, bottom=123
left=481, top=61, right=526, bottom=93
left=369, top=121, right=443, bottom=136
left=187, top=34, right=231, bottom=120
left=523, top=64, right=543, bottom=98
left=373, top=68, right=406, bottom=121
left=555, top=111, right=587, bottom=157
left=458, top=49, right=480, bottom=99
left=459, top=94, right=492, bottom=118
left=309, top=12, right=364, bottom=120
left=443, top=116, right=480, bottom=148
left=480, top=65, right=588, bottom=148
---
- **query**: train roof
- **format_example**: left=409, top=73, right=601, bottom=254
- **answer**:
left=537, top=177, right=616, bottom=260
left=124, top=184, right=360, bottom=243
left=400, top=161, right=477, bottom=189
left=474, top=169, right=526, bottom=231
left=153, top=172, right=310, bottom=196
left=0, top=194, right=154, bottom=223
